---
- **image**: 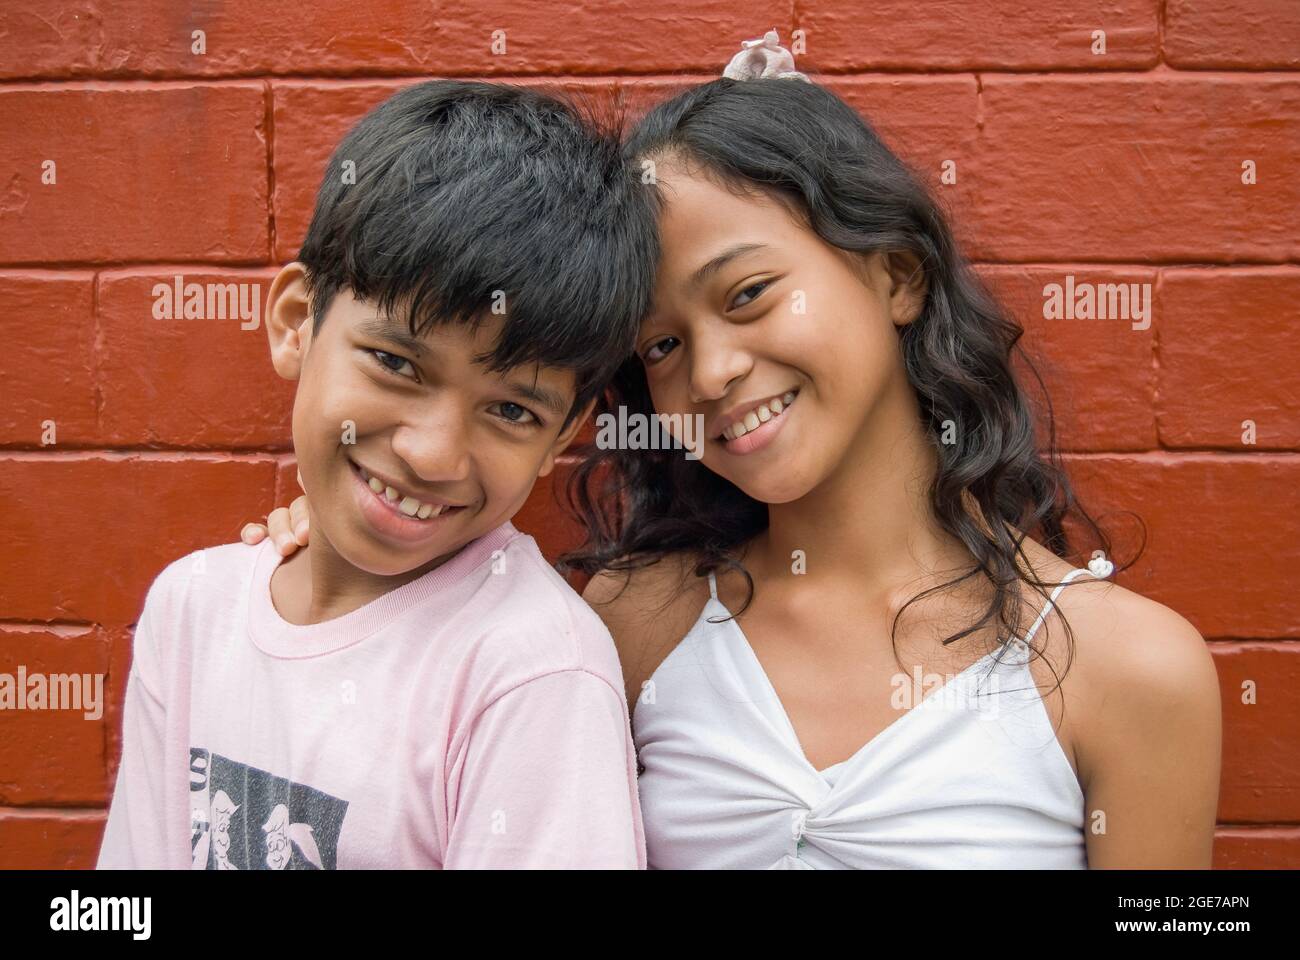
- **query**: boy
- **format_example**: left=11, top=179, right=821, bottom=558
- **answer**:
left=96, top=80, right=658, bottom=869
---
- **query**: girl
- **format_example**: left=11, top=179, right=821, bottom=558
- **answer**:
left=245, top=69, right=1221, bottom=869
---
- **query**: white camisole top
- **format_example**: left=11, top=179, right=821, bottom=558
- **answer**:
left=632, top=565, right=1105, bottom=869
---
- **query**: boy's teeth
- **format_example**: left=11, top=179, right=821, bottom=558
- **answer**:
left=358, top=463, right=458, bottom=520
left=723, top=390, right=798, bottom=441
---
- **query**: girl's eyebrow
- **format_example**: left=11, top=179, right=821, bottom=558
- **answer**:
left=689, top=242, right=768, bottom=290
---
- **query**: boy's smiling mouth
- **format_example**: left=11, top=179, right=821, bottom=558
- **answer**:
left=348, top=458, right=468, bottom=540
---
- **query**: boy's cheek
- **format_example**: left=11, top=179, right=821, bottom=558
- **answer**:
left=299, top=371, right=383, bottom=454
left=474, top=445, right=550, bottom=524
left=287, top=385, right=352, bottom=507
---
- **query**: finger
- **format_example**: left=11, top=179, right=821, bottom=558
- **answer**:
left=288, top=495, right=311, bottom=544
left=267, top=506, right=298, bottom=556
left=241, top=523, right=268, bottom=545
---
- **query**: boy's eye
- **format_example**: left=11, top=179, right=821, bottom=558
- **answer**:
left=729, top=279, right=770, bottom=310
left=643, top=336, right=680, bottom=364
left=493, top=401, right=539, bottom=426
left=370, top=349, right=415, bottom=378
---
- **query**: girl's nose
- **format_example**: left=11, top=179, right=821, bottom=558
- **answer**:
left=688, top=329, right=752, bottom=404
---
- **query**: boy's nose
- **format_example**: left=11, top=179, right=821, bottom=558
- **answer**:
left=390, top=418, right=471, bottom=483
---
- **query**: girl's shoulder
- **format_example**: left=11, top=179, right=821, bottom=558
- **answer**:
left=1020, top=545, right=1219, bottom=789
left=1023, top=546, right=1210, bottom=684
left=582, top=550, right=715, bottom=710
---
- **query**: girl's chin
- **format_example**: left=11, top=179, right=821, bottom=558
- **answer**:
left=730, top=472, right=816, bottom=507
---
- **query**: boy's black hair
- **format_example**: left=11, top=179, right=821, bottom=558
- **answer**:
left=297, top=80, right=659, bottom=429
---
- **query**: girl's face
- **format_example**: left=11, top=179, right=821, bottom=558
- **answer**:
left=635, top=155, right=925, bottom=504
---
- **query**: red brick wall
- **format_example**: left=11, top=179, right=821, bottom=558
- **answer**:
left=1, top=1, right=1297, bottom=869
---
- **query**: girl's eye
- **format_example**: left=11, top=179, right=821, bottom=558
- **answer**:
left=643, top=336, right=680, bottom=364
left=370, top=349, right=416, bottom=378
left=730, top=279, right=771, bottom=310
left=493, top=401, right=539, bottom=427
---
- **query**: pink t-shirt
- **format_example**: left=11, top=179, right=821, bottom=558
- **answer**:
left=96, top=522, right=645, bottom=869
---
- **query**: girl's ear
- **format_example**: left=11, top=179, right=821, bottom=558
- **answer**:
left=265, top=262, right=313, bottom=380
left=884, top=250, right=928, bottom=327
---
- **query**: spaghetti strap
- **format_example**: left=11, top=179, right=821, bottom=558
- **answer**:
left=706, top=570, right=718, bottom=600
left=1020, top=565, right=1103, bottom=647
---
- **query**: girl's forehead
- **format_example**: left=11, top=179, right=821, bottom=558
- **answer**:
left=657, top=162, right=777, bottom=212
left=655, top=214, right=799, bottom=297
left=657, top=180, right=789, bottom=254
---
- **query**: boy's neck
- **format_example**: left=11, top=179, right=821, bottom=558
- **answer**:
left=268, top=531, right=458, bottom=627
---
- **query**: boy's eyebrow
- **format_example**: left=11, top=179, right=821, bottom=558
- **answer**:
left=358, top=315, right=570, bottom=417
left=357, top=316, right=428, bottom=356
left=504, top=378, right=570, bottom=418
left=690, top=242, right=768, bottom=289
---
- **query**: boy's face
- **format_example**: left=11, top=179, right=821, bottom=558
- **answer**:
left=266, top=264, right=591, bottom=578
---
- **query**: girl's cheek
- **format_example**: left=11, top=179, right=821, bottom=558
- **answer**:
left=647, top=381, right=682, bottom=418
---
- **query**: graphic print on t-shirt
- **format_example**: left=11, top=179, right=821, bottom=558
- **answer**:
left=189, top=747, right=348, bottom=870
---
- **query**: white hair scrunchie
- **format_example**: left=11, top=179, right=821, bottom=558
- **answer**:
left=722, top=29, right=811, bottom=82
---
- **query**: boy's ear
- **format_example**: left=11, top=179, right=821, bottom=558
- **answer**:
left=265, top=262, right=314, bottom=380
left=537, top=396, right=597, bottom=478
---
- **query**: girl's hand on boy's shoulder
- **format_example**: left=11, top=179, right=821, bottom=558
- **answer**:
left=240, top=495, right=310, bottom=556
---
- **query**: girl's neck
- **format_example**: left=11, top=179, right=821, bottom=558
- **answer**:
left=752, top=374, right=970, bottom=601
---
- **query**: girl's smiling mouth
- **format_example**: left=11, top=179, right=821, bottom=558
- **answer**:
left=712, top=389, right=799, bottom=456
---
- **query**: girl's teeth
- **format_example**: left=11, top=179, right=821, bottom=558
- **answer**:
left=384, top=486, right=399, bottom=501
left=723, top=390, right=798, bottom=442
left=417, top=503, right=433, bottom=520
left=399, top=496, right=421, bottom=517
left=367, top=476, right=384, bottom=494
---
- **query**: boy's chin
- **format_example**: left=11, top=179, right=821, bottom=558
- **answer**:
left=336, top=536, right=461, bottom=579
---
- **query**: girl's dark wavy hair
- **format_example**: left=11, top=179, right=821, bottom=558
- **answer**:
left=558, top=77, right=1142, bottom=687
